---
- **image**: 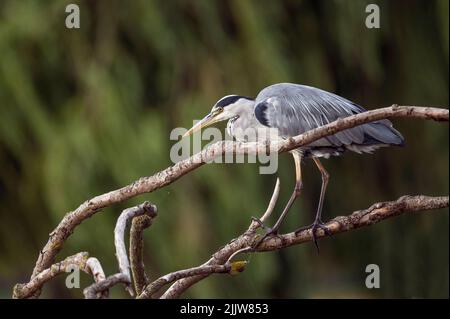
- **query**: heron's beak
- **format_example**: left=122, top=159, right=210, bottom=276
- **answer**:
left=183, top=112, right=221, bottom=137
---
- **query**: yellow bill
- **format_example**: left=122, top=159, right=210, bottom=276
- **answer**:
left=183, top=112, right=221, bottom=137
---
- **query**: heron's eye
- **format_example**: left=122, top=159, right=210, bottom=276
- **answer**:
left=214, top=107, right=224, bottom=114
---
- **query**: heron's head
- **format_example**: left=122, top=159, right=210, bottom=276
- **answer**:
left=183, top=95, right=254, bottom=137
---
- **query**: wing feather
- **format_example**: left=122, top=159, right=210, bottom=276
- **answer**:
left=254, top=83, right=404, bottom=148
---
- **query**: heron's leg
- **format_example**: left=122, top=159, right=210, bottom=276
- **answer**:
left=294, top=157, right=331, bottom=251
left=312, top=157, right=329, bottom=224
left=268, top=152, right=303, bottom=234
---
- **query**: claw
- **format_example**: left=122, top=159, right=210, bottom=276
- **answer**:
left=294, top=220, right=330, bottom=253
left=251, top=221, right=281, bottom=249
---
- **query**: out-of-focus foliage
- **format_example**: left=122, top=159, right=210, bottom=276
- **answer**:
left=0, top=0, right=448, bottom=298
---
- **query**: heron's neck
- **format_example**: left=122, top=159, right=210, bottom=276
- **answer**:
left=226, top=102, right=260, bottom=140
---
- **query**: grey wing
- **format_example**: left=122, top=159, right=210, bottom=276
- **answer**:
left=254, top=83, right=404, bottom=149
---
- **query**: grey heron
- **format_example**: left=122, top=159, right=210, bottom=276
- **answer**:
left=183, top=83, right=404, bottom=249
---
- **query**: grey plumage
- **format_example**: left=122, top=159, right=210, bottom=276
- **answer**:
left=253, top=83, right=404, bottom=158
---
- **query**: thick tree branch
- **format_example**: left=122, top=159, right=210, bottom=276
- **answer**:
left=114, top=201, right=157, bottom=297
left=13, top=252, right=103, bottom=299
left=130, top=215, right=155, bottom=295
left=18, top=105, right=447, bottom=298
left=161, top=195, right=449, bottom=298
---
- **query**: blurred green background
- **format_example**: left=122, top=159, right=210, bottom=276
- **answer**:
left=0, top=0, right=448, bottom=299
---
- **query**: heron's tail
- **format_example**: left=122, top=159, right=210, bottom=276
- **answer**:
left=362, top=120, right=405, bottom=147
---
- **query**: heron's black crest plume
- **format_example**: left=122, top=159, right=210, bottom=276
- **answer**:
left=215, top=95, right=253, bottom=108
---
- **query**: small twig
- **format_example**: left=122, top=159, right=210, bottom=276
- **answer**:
left=83, top=274, right=130, bottom=299
left=248, top=178, right=281, bottom=232
left=114, top=201, right=157, bottom=297
left=226, top=247, right=253, bottom=264
left=222, top=179, right=282, bottom=265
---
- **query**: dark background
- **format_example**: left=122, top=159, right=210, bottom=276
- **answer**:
left=0, top=0, right=448, bottom=298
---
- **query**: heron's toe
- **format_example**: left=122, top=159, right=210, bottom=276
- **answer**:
left=313, top=220, right=331, bottom=236
left=294, top=220, right=331, bottom=253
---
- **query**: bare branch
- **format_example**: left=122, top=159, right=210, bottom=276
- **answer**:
left=86, top=257, right=106, bottom=283
left=114, top=201, right=157, bottom=297
left=130, top=215, right=155, bottom=295
left=161, top=195, right=449, bottom=299
left=223, top=178, right=282, bottom=264
left=256, top=195, right=449, bottom=250
left=13, top=252, right=89, bottom=299
left=248, top=178, right=281, bottom=232
left=83, top=274, right=130, bottom=299
left=85, top=257, right=108, bottom=298
left=226, top=247, right=253, bottom=264
left=138, top=262, right=247, bottom=299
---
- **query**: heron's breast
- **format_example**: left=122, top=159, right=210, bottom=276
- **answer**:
left=227, top=116, right=282, bottom=143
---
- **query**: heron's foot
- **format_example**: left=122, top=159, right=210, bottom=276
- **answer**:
left=294, top=219, right=331, bottom=253
left=251, top=216, right=281, bottom=239
left=250, top=218, right=281, bottom=249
